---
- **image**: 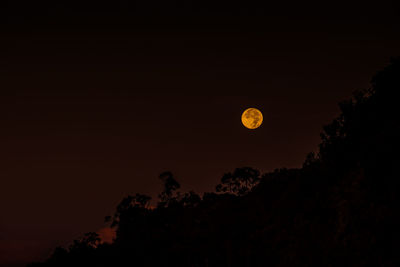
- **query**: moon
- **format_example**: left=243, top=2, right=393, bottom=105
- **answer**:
left=241, top=108, right=263, bottom=129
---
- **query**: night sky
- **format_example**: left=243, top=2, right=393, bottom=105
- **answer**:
left=1, top=1, right=399, bottom=266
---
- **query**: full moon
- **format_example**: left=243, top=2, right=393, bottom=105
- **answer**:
left=241, top=108, right=263, bottom=129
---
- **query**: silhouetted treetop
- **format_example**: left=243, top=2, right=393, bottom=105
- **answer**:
left=111, top=193, right=151, bottom=227
left=319, top=57, right=400, bottom=173
left=216, top=167, right=260, bottom=196
left=158, top=171, right=181, bottom=207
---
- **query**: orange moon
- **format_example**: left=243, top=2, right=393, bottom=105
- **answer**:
left=241, top=108, right=263, bottom=129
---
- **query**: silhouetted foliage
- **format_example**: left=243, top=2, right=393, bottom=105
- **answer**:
left=157, top=171, right=181, bottom=208
left=30, top=58, right=400, bottom=267
left=177, top=190, right=201, bottom=208
left=216, top=167, right=260, bottom=196
left=111, top=193, right=151, bottom=227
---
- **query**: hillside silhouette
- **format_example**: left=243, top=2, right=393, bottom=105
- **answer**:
left=28, top=58, right=400, bottom=267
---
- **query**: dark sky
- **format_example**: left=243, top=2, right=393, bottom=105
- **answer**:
left=1, top=1, right=399, bottom=266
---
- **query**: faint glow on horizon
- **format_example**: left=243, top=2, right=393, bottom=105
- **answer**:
left=97, top=227, right=116, bottom=244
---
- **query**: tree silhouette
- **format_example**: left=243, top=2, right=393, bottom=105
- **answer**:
left=69, top=232, right=101, bottom=250
left=216, top=167, right=260, bottom=196
left=157, top=171, right=181, bottom=207
left=177, top=190, right=201, bottom=208
left=110, top=193, right=151, bottom=227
